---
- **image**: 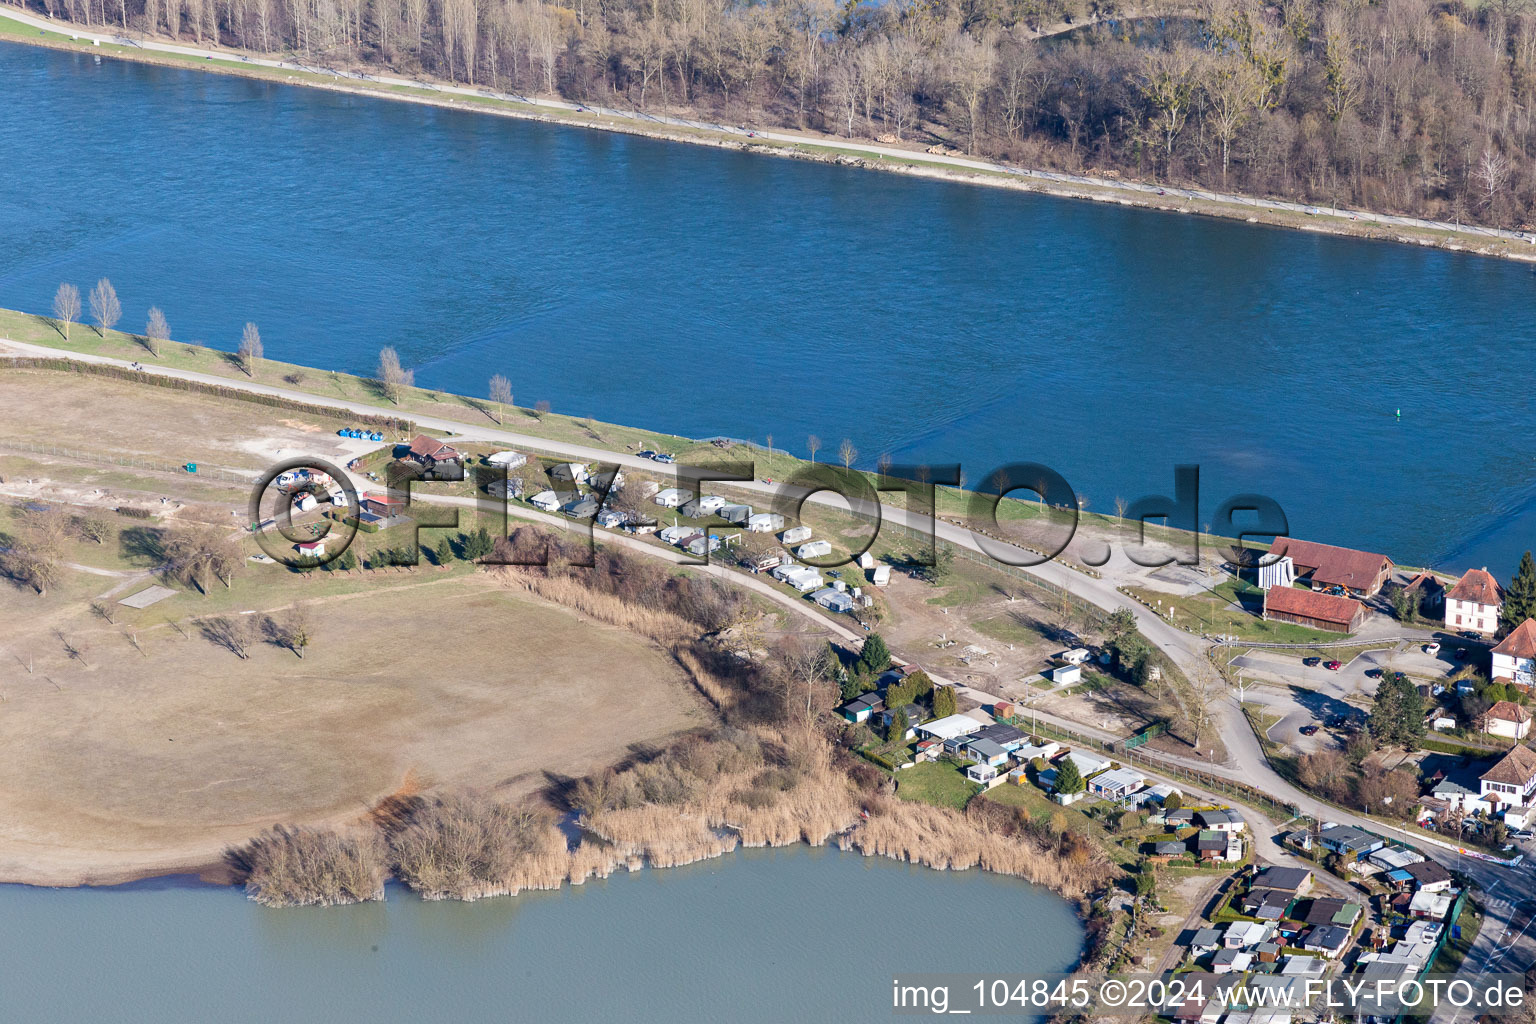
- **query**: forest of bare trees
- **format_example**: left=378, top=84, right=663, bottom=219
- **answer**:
left=20, top=0, right=1536, bottom=226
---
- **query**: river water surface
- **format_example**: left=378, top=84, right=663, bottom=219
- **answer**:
left=4, top=43, right=1536, bottom=572
left=0, top=845, right=1082, bottom=1023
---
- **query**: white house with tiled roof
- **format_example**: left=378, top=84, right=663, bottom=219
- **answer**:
left=1480, top=701, right=1532, bottom=741
left=1491, top=619, right=1536, bottom=691
left=1480, top=745, right=1536, bottom=823
left=1445, top=568, right=1504, bottom=635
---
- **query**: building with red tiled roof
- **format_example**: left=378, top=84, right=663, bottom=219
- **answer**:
left=1269, top=538, right=1393, bottom=597
left=1480, top=744, right=1536, bottom=809
left=1445, top=568, right=1504, bottom=635
left=1263, top=586, right=1366, bottom=634
left=1479, top=701, right=1532, bottom=741
left=405, top=434, right=462, bottom=467
left=1492, top=619, right=1536, bottom=691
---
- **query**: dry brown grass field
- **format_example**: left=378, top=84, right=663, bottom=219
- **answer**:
left=0, top=572, right=707, bottom=886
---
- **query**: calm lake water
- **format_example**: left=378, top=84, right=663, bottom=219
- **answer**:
left=2, top=42, right=1534, bottom=572
left=0, top=845, right=1082, bottom=1023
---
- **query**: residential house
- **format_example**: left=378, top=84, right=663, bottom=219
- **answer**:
left=1480, top=744, right=1536, bottom=815
left=1262, top=586, right=1366, bottom=634
left=915, top=714, right=985, bottom=742
left=484, top=450, right=526, bottom=469
left=963, top=737, right=1009, bottom=767
left=779, top=526, right=813, bottom=546
left=489, top=477, right=525, bottom=500
left=1316, top=824, right=1384, bottom=860
left=1196, top=808, right=1247, bottom=833
left=965, top=762, right=1000, bottom=785
left=1090, top=766, right=1146, bottom=800
left=746, top=513, right=783, bottom=533
left=796, top=540, right=833, bottom=559
left=294, top=539, right=327, bottom=559
left=1403, top=570, right=1446, bottom=616
left=1165, top=808, right=1196, bottom=828
left=1299, top=925, right=1351, bottom=959
left=548, top=462, right=590, bottom=486
left=839, top=694, right=881, bottom=724
left=812, top=588, right=855, bottom=613
left=1408, top=889, right=1455, bottom=921
left=1445, top=568, right=1504, bottom=635
left=1302, top=897, right=1362, bottom=929
left=528, top=490, right=562, bottom=512
left=561, top=496, right=599, bottom=519
left=652, top=488, right=692, bottom=508
left=1479, top=700, right=1532, bottom=741
left=1225, top=920, right=1272, bottom=949
left=1280, top=954, right=1326, bottom=978
left=1491, top=619, right=1536, bottom=690
left=1189, top=928, right=1223, bottom=956
left=360, top=493, right=407, bottom=518
left=403, top=434, right=462, bottom=469
left=1143, top=783, right=1182, bottom=805
left=1366, top=847, right=1424, bottom=872
left=588, top=469, right=624, bottom=492
left=1058, top=749, right=1111, bottom=778
left=1255, top=866, right=1313, bottom=895
left=1402, top=860, right=1452, bottom=892
left=971, top=723, right=1029, bottom=750
left=1269, top=538, right=1394, bottom=597
left=1151, top=840, right=1187, bottom=862
left=1240, top=889, right=1294, bottom=922
left=879, top=704, right=924, bottom=740
left=1211, top=949, right=1253, bottom=974
left=1013, top=742, right=1060, bottom=764
left=1194, top=830, right=1228, bottom=861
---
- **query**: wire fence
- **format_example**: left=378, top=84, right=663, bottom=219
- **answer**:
left=0, top=439, right=252, bottom=485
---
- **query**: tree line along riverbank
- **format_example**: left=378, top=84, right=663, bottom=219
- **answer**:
left=5, top=3, right=1536, bottom=263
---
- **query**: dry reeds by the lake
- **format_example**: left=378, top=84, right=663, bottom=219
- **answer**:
left=232, top=824, right=389, bottom=907
left=389, top=792, right=570, bottom=901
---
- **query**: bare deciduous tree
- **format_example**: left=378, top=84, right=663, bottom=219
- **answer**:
left=838, top=438, right=857, bottom=469
left=52, top=283, right=80, bottom=341
left=201, top=614, right=255, bottom=658
left=264, top=603, right=316, bottom=658
left=376, top=346, right=413, bottom=403
left=238, top=322, right=263, bottom=376
left=806, top=434, right=821, bottom=464
left=144, top=306, right=170, bottom=356
left=489, top=374, right=512, bottom=423
left=89, top=278, right=121, bottom=336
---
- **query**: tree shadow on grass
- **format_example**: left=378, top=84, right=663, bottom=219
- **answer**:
left=118, top=525, right=166, bottom=567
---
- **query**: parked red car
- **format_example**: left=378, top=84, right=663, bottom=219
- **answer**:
left=1324, top=660, right=1342, bottom=671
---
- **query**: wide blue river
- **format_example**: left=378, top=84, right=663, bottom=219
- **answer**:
left=4, top=43, right=1535, bottom=572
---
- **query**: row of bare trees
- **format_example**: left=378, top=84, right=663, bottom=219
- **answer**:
left=51, top=278, right=120, bottom=341
left=21, top=0, right=1536, bottom=226
left=49, top=277, right=269, bottom=371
